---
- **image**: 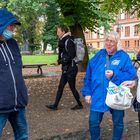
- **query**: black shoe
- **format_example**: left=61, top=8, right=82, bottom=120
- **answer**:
left=46, top=104, right=58, bottom=110
left=71, top=105, right=83, bottom=110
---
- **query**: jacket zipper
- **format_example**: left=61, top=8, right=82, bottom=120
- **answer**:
left=0, top=47, right=7, bottom=63
left=5, top=42, right=15, bottom=63
left=1, top=43, right=17, bottom=111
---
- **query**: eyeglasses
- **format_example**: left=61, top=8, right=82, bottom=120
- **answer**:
left=106, top=39, right=116, bottom=44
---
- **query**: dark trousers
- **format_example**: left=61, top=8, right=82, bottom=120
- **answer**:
left=53, top=68, right=82, bottom=107
left=138, top=111, right=140, bottom=136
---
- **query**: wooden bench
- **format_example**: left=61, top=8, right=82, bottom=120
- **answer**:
left=22, top=63, right=47, bottom=75
left=132, top=59, right=140, bottom=68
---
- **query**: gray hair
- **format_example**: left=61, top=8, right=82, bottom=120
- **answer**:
left=105, top=31, right=121, bottom=50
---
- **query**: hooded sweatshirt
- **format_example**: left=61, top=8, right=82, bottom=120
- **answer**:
left=0, top=8, right=28, bottom=113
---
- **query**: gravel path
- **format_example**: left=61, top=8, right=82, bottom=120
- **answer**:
left=1, top=66, right=139, bottom=140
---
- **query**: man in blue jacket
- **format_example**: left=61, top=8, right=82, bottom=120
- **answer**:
left=0, top=8, right=28, bottom=140
left=82, top=31, right=136, bottom=140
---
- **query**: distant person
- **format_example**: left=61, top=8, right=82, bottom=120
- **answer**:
left=0, top=8, right=28, bottom=139
left=82, top=31, right=136, bottom=140
left=46, top=25, right=83, bottom=110
left=137, top=49, right=140, bottom=60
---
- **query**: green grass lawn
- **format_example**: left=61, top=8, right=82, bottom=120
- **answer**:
left=22, top=54, right=94, bottom=65
left=22, top=52, right=136, bottom=65
left=22, top=54, right=58, bottom=65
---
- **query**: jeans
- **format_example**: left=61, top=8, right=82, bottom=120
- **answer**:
left=0, top=108, right=28, bottom=140
left=89, top=109, right=124, bottom=140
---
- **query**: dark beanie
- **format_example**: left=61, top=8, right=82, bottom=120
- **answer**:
left=0, top=8, right=21, bottom=34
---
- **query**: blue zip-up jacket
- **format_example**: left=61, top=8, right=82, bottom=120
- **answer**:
left=0, top=39, right=28, bottom=113
left=82, top=49, right=136, bottom=112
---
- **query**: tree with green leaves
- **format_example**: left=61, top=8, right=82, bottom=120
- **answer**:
left=102, top=0, right=140, bottom=38
left=1, top=0, right=115, bottom=69
left=102, top=0, right=140, bottom=17
left=4, top=0, right=138, bottom=69
left=125, top=0, right=140, bottom=17
left=42, top=0, right=60, bottom=52
left=55, top=0, right=115, bottom=71
left=0, top=0, right=8, bottom=8
left=6, top=0, right=46, bottom=53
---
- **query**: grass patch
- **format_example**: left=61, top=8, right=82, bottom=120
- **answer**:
left=21, top=52, right=135, bottom=65
left=22, top=54, right=58, bottom=65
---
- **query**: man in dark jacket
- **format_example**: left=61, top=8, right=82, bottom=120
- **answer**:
left=0, top=8, right=28, bottom=140
left=46, top=25, right=83, bottom=110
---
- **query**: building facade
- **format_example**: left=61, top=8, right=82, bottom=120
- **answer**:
left=85, top=12, right=140, bottom=53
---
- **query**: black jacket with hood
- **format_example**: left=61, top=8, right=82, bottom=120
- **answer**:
left=58, top=33, right=77, bottom=75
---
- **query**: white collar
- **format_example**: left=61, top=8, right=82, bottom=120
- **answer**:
left=60, top=32, right=71, bottom=40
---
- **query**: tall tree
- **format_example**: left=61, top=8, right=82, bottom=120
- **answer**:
left=102, top=0, right=140, bottom=17
left=42, top=0, right=60, bottom=52
left=55, top=0, right=114, bottom=71
left=7, top=0, right=45, bottom=53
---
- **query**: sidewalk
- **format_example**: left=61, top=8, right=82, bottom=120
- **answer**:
left=2, top=66, right=139, bottom=140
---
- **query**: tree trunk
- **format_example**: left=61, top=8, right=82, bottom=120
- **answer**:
left=57, top=0, right=89, bottom=71
left=69, top=24, right=89, bottom=72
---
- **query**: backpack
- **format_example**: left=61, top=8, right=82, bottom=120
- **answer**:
left=65, top=38, right=85, bottom=64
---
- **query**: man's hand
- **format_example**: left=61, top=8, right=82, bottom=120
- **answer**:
left=85, top=96, right=91, bottom=104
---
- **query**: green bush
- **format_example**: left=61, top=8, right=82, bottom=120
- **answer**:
left=88, top=47, right=99, bottom=55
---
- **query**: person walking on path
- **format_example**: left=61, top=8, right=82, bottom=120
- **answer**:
left=82, top=31, right=136, bottom=140
left=0, top=8, right=28, bottom=140
left=46, top=25, right=83, bottom=110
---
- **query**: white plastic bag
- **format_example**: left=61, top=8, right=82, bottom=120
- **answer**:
left=105, top=81, right=133, bottom=110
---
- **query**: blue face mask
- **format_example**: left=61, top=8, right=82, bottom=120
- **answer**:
left=2, top=30, right=13, bottom=40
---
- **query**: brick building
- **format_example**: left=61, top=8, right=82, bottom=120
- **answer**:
left=85, top=12, right=140, bottom=53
